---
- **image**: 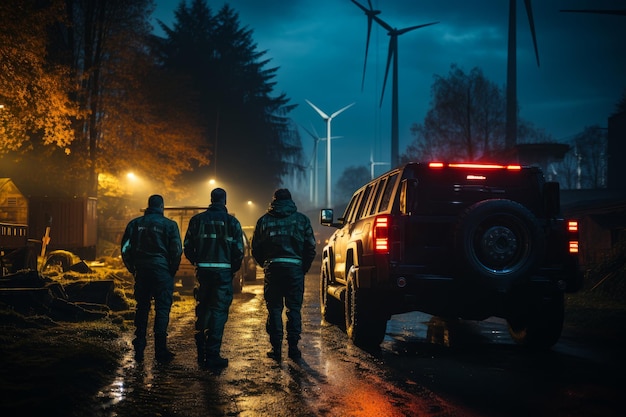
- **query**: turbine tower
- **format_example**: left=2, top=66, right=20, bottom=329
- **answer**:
left=505, top=0, right=540, bottom=158
left=351, top=1, right=438, bottom=168
left=301, top=125, right=342, bottom=207
left=370, top=150, right=389, bottom=180
left=306, top=100, right=354, bottom=208
left=300, top=125, right=323, bottom=206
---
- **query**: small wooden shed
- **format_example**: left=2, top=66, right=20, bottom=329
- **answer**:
left=0, top=178, right=28, bottom=225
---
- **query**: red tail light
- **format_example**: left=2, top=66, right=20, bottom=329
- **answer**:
left=429, top=162, right=521, bottom=170
left=373, top=215, right=390, bottom=253
left=567, top=220, right=579, bottom=254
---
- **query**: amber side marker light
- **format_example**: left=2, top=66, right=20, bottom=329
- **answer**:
left=567, top=220, right=579, bottom=253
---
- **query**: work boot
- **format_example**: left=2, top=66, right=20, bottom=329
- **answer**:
left=205, top=354, right=228, bottom=368
left=266, top=345, right=282, bottom=362
left=288, top=345, right=302, bottom=360
left=195, top=332, right=206, bottom=366
left=132, top=337, right=146, bottom=362
left=155, top=334, right=175, bottom=363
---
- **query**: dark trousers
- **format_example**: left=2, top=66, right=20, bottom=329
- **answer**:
left=134, top=267, right=174, bottom=339
left=263, top=264, right=305, bottom=348
left=195, top=269, right=233, bottom=355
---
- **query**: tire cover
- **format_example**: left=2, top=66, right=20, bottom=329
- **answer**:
left=455, top=199, right=544, bottom=288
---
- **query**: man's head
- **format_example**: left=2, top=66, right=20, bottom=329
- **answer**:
left=211, top=188, right=227, bottom=205
left=148, top=194, right=164, bottom=209
left=272, top=188, right=292, bottom=201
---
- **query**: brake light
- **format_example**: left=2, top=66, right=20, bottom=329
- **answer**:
left=373, top=215, right=390, bottom=253
left=429, top=162, right=521, bottom=170
left=567, top=220, right=579, bottom=254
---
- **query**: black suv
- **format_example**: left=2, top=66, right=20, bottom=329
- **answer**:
left=320, top=162, right=582, bottom=348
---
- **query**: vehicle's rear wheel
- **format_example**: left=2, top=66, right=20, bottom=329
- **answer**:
left=455, top=199, right=544, bottom=290
left=345, top=267, right=387, bottom=347
left=320, top=259, right=344, bottom=325
left=507, top=291, right=564, bottom=349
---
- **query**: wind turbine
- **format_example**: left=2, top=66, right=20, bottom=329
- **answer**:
left=300, top=124, right=342, bottom=207
left=504, top=0, right=540, bottom=157
left=370, top=150, right=389, bottom=180
left=351, top=1, right=438, bottom=169
left=306, top=100, right=355, bottom=208
left=350, top=0, right=381, bottom=90
left=300, top=125, right=323, bottom=206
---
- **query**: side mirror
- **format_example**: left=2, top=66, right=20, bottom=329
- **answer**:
left=320, top=209, right=334, bottom=226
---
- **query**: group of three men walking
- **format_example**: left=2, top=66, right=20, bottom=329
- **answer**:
left=121, top=187, right=316, bottom=368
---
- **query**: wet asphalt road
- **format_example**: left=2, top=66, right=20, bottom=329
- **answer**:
left=91, top=260, right=624, bottom=417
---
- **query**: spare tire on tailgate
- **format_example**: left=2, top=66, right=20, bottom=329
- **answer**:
left=455, top=199, right=544, bottom=291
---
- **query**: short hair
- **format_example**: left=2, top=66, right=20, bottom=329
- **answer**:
left=211, top=187, right=227, bottom=204
left=148, top=194, right=164, bottom=208
left=272, top=188, right=292, bottom=201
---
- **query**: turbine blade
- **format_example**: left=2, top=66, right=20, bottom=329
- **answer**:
left=380, top=37, right=394, bottom=107
left=560, top=9, right=626, bottom=16
left=361, top=18, right=373, bottom=90
left=300, top=124, right=317, bottom=140
left=396, top=21, right=439, bottom=36
left=351, top=0, right=381, bottom=90
left=523, top=0, right=540, bottom=67
left=305, top=99, right=329, bottom=119
left=311, top=123, right=321, bottom=139
left=350, top=0, right=370, bottom=14
left=372, top=14, right=393, bottom=32
left=330, top=102, right=355, bottom=119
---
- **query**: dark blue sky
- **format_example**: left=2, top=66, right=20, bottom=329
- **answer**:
left=153, top=0, right=625, bottom=192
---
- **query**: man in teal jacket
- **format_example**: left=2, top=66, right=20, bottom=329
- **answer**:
left=184, top=188, right=244, bottom=368
left=121, top=194, right=182, bottom=362
left=252, top=188, right=316, bottom=361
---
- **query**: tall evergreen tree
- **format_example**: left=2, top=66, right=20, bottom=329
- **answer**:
left=155, top=0, right=302, bottom=210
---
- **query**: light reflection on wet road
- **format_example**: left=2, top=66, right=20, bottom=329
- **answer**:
left=92, top=261, right=623, bottom=416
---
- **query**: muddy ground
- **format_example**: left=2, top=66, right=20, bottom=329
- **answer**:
left=1, top=259, right=625, bottom=416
